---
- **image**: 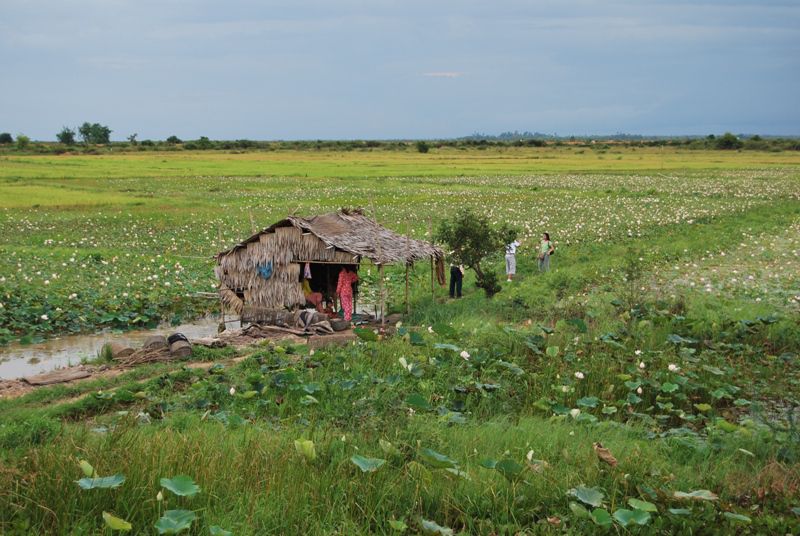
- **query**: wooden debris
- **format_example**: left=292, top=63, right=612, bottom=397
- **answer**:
left=593, top=442, right=618, bottom=467
left=105, top=342, right=134, bottom=359
left=143, top=335, right=168, bottom=350
left=23, top=368, right=91, bottom=386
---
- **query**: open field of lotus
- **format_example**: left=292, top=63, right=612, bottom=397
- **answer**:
left=1, top=147, right=799, bottom=534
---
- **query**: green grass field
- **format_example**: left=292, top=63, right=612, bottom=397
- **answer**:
left=1, top=147, right=799, bottom=534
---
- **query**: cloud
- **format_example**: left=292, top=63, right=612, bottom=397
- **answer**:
left=422, top=71, right=464, bottom=78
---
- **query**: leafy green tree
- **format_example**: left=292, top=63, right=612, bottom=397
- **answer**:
left=716, top=132, right=742, bottom=150
left=78, top=122, right=112, bottom=144
left=166, top=135, right=182, bottom=144
left=0, top=132, right=12, bottom=144
left=436, top=209, right=516, bottom=297
left=416, top=140, right=430, bottom=153
left=15, top=134, right=30, bottom=150
left=56, top=127, right=76, bottom=145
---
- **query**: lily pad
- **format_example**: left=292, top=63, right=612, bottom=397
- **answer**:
left=76, top=474, right=125, bottom=490
left=419, top=518, right=453, bottom=535
left=160, top=475, right=201, bottom=497
left=102, top=511, right=132, bottom=531
left=722, top=512, right=751, bottom=524
left=570, top=486, right=604, bottom=508
left=494, top=458, right=525, bottom=482
left=661, top=382, right=679, bottom=393
left=209, top=527, right=232, bottom=536
left=388, top=518, right=408, bottom=532
left=668, top=508, right=692, bottom=515
left=673, top=489, right=718, bottom=501
left=590, top=508, right=612, bottom=527
left=627, top=498, right=657, bottom=512
left=350, top=454, right=386, bottom=473
left=613, top=508, right=651, bottom=527
left=155, top=509, right=196, bottom=535
left=354, top=327, right=379, bottom=342
left=419, top=448, right=458, bottom=469
left=406, top=393, right=432, bottom=411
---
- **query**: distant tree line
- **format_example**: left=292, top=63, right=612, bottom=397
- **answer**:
left=1, top=128, right=798, bottom=154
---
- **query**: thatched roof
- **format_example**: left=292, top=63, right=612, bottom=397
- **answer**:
left=217, top=210, right=443, bottom=265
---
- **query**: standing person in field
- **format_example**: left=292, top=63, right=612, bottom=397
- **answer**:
left=505, top=238, right=521, bottom=282
left=538, top=232, right=555, bottom=272
left=449, top=263, right=464, bottom=299
left=336, top=265, right=359, bottom=322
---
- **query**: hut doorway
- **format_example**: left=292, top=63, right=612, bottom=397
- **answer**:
left=297, top=261, right=360, bottom=315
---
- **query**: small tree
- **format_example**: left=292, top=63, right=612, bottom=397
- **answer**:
left=166, top=135, right=182, bottom=144
left=436, top=209, right=516, bottom=297
left=127, top=133, right=138, bottom=145
left=16, top=134, right=30, bottom=150
left=416, top=140, right=430, bottom=153
left=56, top=127, right=76, bottom=145
left=0, top=132, right=12, bottom=144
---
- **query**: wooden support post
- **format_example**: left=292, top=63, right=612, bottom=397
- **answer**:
left=404, top=224, right=411, bottom=316
left=249, top=211, right=257, bottom=234
left=369, top=197, right=386, bottom=324
left=428, top=217, right=434, bottom=299
left=378, top=263, right=385, bottom=325
left=216, top=225, right=226, bottom=330
left=405, top=264, right=410, bottom=316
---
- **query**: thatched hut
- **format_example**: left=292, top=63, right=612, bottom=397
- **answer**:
left=215, top=209, right=445, bottom=323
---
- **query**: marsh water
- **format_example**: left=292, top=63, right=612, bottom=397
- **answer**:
left=0, top=316, right=223, bottom=380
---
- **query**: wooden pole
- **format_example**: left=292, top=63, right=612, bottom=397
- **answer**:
left=405, top=223, right=410, bottom=316
left=378, top=264, right=385, bottom=325
left=217, top=225, right=226, bottom=330
left=370, top=197, right=386, bottom=325
left=428, top=217, right=434, bottom=299
left=249, top=211, right=257, bottom=234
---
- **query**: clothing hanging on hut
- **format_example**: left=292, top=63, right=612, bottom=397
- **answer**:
left=336, top=269, right=359, bottom=322
left=257, top=262, right=273, bottom=280
left=304, top=263, right=312, bottom=279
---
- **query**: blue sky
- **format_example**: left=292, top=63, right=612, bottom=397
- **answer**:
left=1, top=0, right=798, bottom=140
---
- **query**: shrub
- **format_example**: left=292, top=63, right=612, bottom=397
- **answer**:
left=416, top=141, right=430, bottom=153
left=166, top=135, right=182, bottom=144
left=56, top=126, right=76, bottom=145
left=0, top=132, right=13, bottom=144
left=15, top=134, right=30, bottom=150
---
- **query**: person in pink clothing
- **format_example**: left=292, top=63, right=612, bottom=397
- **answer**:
left=336, top=266, right=359, bottom=322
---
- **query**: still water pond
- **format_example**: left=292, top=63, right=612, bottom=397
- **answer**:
left=0, top=316, right=222, bottom=380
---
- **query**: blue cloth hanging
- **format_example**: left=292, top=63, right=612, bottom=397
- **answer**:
left=257, top=262, right=273, bottom=280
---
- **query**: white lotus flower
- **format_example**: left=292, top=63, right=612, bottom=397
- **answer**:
left=574, top=371, right=585, bottom=380
left=668, top=363, right=680, bottom=372
left=569, top=408, right=581, bottom=418
left=639, top=362, right=646, bottom=369
left=460, top=350, right=470, bottom=360
left=229, top=387, right=236, bottom=395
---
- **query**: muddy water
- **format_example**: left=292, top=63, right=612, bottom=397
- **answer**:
left=0, top=317, right=223, bottom=380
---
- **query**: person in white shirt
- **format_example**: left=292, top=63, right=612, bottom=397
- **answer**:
left=505, top=239, right=521, bottom=282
